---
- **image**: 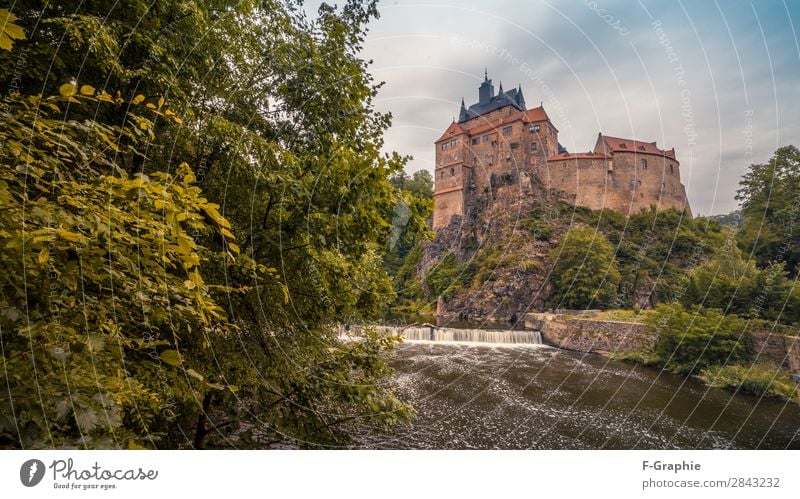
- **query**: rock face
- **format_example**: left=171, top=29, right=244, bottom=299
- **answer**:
left=421, top=185, right=559, bottom=324
left=423, top=74, right=693, bottom=323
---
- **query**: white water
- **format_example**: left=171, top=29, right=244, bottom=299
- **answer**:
left=343, top=325, right=543, bottom=345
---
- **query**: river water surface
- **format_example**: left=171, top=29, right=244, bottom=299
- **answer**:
left=354, top=340, right=800, bottom=449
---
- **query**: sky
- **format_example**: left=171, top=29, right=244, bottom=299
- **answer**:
left=353, top=0, right=800, bottom=216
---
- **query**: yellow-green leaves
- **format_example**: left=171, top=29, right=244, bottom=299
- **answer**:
left=0, top=9, right=25, bottom=51
left=37, top=247, right=49, bottom=265
left=159, top=350, right=182, bottom=367
left=59, top=83, right=77, bottom=97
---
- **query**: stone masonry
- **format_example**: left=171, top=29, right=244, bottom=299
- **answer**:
left=433, top=72, right=692, bottom=229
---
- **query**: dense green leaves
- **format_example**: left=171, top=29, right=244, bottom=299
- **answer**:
left=683, top=238, right=800, bottom=325
left=1, top=0, right=412, bottom=449
left=737, top=145, right=800, bottom=276
left=0, top=9, right=25, bottom=51
left=549, top=227, right=621, bottom=309
left=648, top=304, right=750, bottom=375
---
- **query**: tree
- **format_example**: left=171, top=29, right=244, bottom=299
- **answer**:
left=683, top=237, right=800, bottom=324
left=549, top=227, right=621, bottom=309
left=648, top=304, right=750, bottom=375
left=385, top=170, right=434, bottom=277
left=736, top=145, right=800, bottom=276
left=1, top=1, right=413, bottom=449
left=0, top=86, right=253, bottom=448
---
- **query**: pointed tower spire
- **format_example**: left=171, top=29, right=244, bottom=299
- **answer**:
left=459, top=97, right=468, bottom=122
left=484, top=67, right=488, bottom=81
left=498, top=81, right=504, bottom=94
left=516, top=84, right=526, bottom=109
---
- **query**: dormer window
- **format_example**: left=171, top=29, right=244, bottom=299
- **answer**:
left=638, top=145, right=645, bottom=151
left=619, top=143, right=627, bottom=148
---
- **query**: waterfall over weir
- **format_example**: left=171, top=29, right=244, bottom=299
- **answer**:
left=343, top=324, right=543, bottom=345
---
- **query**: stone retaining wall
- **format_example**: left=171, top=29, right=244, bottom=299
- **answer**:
left=525, top=313, right=653, bottom=354
left=751, top=331, right=800, bottom=371
left=526, top=313, right=800, bottom=372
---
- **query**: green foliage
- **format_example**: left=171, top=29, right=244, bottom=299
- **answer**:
left=390, top=169, right=433, bottom=198
left=1, top=0, right=413, bottom=449
left=0, top=9, right=25, bottom=51
left=519, top=218, right=553, bottom=241
left=424, top=253, right=473, bottom=299
left=709, top=210, right=743, bottom=228
left=737, top=145, right=800, bottom=276
left=0, top=91, right=245, bottom=448
left=683, top=238, right=800, bottom=324
left=384, top=170, right=434, bottom=312
left=549, top=227, right=621, bottom=309
left=384, top=171, right=434, bottom=279
left=548, top=204, right=723, bottom=308
left=700, top=364, right=798, bottom=399
left=648, top=304, right=751, bottom=375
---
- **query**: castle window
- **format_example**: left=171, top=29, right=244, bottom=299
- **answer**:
left=669, top=164, right=674, bottom=174
left=530, top=142, right=538, bottom=152
left=450, top=167, right=455, bottom=176
left=482, top=134, right=490, bottom=143
left=442, top=142, right=448, bottom=151
left=472, top=137, right=480, bottom=145
left=502, top=126, right=513, bottom=136
left=450, top=139, right=458, bottom=147
left=529, top=124, right=540, bottom=133
left=640, top=159, right=648, bottom=169
left=510, top=142, right=519, bottom=149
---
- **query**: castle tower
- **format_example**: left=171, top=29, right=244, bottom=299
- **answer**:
left=433, top=71, right=557, bottom=229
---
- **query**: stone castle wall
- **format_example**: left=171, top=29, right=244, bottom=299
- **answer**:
left=542, top=152, right=690, bottom=216
left=432, top=99, right=692, bottom=228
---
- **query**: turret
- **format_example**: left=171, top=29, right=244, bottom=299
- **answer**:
left=478, top=69, right=494, bottom=104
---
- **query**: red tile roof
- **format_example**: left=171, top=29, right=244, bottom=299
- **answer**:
left=461, top=106, right=551, bottom=136
left=547, top=152, right=608, bottom=161
left=435, top=121, right=467, bottom=143
left=600, top=135, right=675, bottom=158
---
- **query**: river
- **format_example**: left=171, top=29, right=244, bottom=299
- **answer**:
left=353, top=339, right=800, bottom=449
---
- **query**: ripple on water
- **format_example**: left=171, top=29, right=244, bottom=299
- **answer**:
left=354, top=342, right=800, bottom=449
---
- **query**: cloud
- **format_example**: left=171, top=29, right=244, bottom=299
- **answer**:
left=362, top=0, right=799, bottom=215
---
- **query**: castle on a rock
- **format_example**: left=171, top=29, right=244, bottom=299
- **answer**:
left=432, top=72, right=691, bottom=229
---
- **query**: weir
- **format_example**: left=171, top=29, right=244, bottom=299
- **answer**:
left=343, top=324, right=543, bottom=345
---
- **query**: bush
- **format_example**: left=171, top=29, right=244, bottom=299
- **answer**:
left=648, top=304, right=751, bottom=374
left=425, top=252, right=471, bottom=299
left=700, top=364, right=798, bottom=399
left=519, top=218, right=553, bottom=241
left=549, top=227, right=621, bottom=309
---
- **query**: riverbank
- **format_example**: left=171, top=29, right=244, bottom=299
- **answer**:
left=524, top=311, right=800, bottom=401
